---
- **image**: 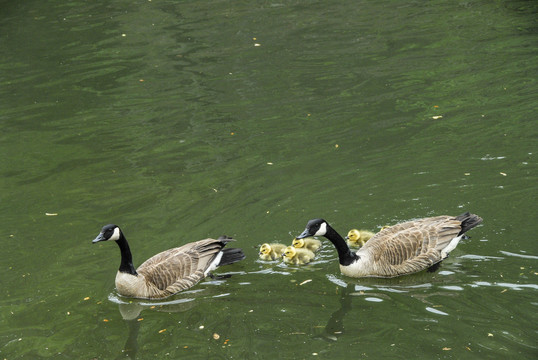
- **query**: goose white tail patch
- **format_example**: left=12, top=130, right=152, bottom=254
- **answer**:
left=441, top=235, right=463, bottom=258
left=315, top=222, right=327, bottom=236
left=205, top=251, right=224, bottom=276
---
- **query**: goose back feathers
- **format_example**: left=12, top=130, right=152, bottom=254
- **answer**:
left=297, top=212, right=482, bottom=278
left=93, top=225, right=245, bottom=299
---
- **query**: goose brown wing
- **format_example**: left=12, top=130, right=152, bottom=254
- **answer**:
left=137, top=239, right=227, bottom=296
left=362, top=216, right=463, bottom=276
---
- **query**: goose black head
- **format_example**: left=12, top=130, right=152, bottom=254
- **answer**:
left=93, top=224, right=121, bottom=244
left=296, top=218, right=328, bottom=239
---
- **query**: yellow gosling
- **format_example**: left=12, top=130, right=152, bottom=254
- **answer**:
left=282, top=246, right=316, bottom=265
left=345, top=229, right=375, bottom=248
left=292, top=237, right=322, bottom=252
left=259, top=243, right=287, bottom=261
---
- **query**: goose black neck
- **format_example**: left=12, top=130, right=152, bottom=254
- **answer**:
left=116, top=233, right=137, bottom=275
left=324, top=224, right=359, bottom=266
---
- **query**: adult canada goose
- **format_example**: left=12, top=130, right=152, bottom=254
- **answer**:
left=345, top=229, right=375, bottom=248
left=296, top=212, right=482, bottom=278
left=259, top=243, right=287, bottom=261
left=292, top=237, right=322, bottom=252
left=282, top=246, right=316, bottom=265
left=92, top=224, right=245, bottom=299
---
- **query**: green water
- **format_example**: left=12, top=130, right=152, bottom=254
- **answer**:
left=1, top=0, right=537, bottom=358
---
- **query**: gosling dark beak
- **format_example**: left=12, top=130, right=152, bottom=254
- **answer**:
left=92, top=233, right=105, bottom=244
left=344, top=236, right=349, bottom=240
left=296, top=229, right=311, bottom=239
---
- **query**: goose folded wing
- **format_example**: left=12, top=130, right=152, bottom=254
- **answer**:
left=365, top=228, right=441, bottom=275
left=137, top=248, right=203, bottom=292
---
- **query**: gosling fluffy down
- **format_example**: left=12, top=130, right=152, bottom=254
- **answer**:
left=259, top=243, right=287, bottom=261
left=92, top=224, right=245, bottom=299
left=292, top=237, right=322, bottom=252
left=282, top=246, right=316, bottom=265
left=345, top=229, right=375, bottom=248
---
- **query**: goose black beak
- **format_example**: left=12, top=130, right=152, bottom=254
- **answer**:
left=92, top=233, right=105, bottom=244
left=344, top=236, right=349, bottom=240
left=296, top=229, right=310, bottom=239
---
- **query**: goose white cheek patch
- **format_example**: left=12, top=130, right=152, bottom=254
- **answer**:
left=315, top=222, right=327, bottom=236
left=110, top=227, right=121, bottom=241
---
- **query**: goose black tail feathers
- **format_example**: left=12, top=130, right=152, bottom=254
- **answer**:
left=218, top=247, right=246, bottom=267
left=455, top=212, right=483, bottom=236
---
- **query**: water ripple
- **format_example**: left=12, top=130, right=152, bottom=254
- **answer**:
left=499, top=251, right=538, bottom=260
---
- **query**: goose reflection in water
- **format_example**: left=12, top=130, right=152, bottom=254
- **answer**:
left=110, top=291, right=203, bottom=359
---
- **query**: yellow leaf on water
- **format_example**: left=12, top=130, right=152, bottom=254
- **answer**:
left=159, top=329, right=166, bottom=333
left=432, top=116, right=443, bottom=120
left=83, top=297, right=90, bottom=301
left=442, top=347, right=451, bottom=351
left=213, top=333, right=220, bottom=340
